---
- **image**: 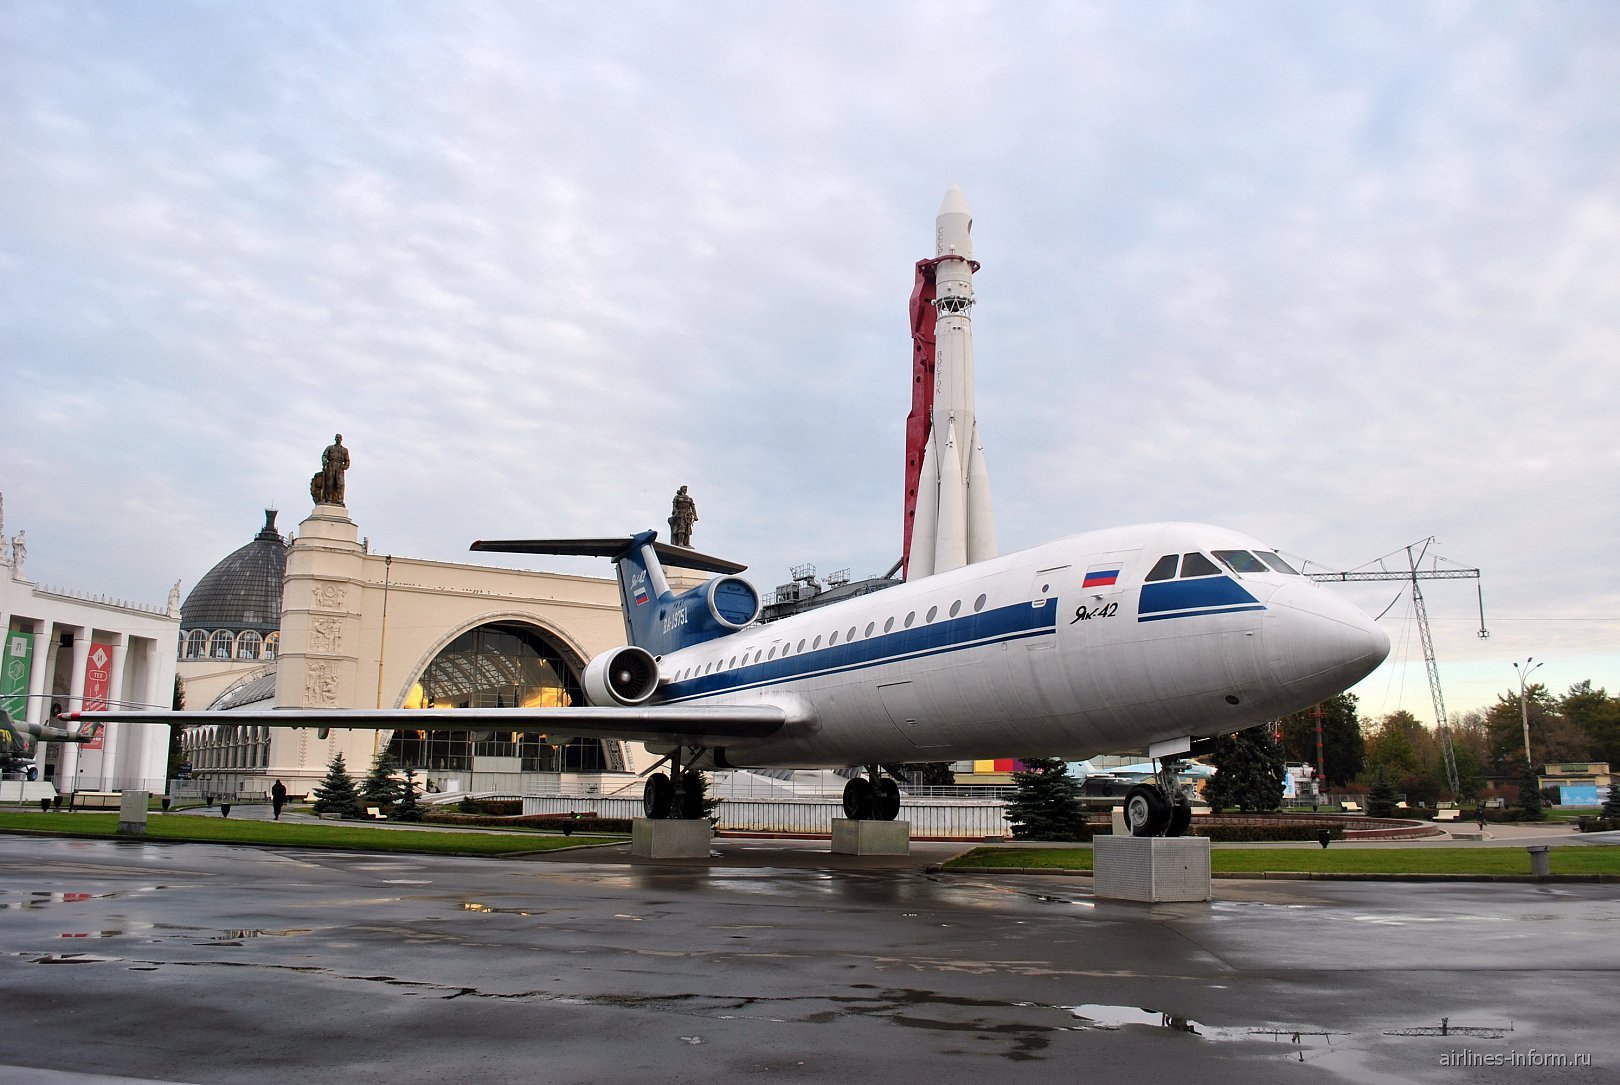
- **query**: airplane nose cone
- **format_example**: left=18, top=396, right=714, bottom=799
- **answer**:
left=1264, top=583, right=1390, bottom=703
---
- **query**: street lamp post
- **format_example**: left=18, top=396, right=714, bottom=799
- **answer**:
left=1513, top=657, right=1544, bottom=772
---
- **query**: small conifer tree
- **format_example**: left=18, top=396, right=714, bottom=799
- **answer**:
left=1005, top=757, right=1088, bottom=841
left=312, top=752, right=361, bottom=818
left=1517, top=769, right=1544, bottom=821
left=392, top=768, right=426, bottom=822
left=361, top=753, right=403, bottom=808
left=1365, top=764, right=1400, bottom=818
left=1602, top=783, right=1620, bottom=822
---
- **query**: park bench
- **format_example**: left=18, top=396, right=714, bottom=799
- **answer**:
left=366, top=806, right=387, bottom=820
left=1339, top=801, right=1362, bottom=813
left=1434, top=808, right=1461, bottom=821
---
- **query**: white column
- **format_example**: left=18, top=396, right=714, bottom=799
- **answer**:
left=59, top=629, right=89, bottom=790
left=99, top=635, right=128, bottom=789
left=139, top=641, right=168, bottom=791
left=25, top=623, right=54, bottom=729
left=24, top=621, right=53, bottom=777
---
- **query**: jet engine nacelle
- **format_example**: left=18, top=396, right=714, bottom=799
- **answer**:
left=583, top=645, right=661, bottom=707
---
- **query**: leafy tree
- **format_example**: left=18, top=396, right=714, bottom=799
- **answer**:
left=312, top=752, right=361, bottom=818
left=1365, top=764, right=1400, bottom=818
left=1279, top=693, right=1364, bottom=787
left=1204, top=726, right=1285, bottom=813
left=1517, top=768, right=1544, bottom=821
left=1561, top=681, right=1620, bottom=768
left=901, top=762, right=956, bottom=787
left=1484, top=684, right=1586, bottom=772
left=361, top=753, right=403, bottom=807
left=166, top=675, right=188, bottom=778
left=1365, top=710, right=1429, bottom=778
left=1449, top=741, right=1484, bottom=801
left=1005, top=757, right=1088, bottom=840
left=392, top=768, right=426, bottom=822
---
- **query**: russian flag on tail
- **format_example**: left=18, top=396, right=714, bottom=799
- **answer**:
left=1082, top=565, right=1120, bottom=589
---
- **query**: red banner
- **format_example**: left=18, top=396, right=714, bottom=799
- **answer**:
left=82, top=642, right=112, bottom=750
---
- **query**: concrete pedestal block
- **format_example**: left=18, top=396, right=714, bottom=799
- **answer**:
left=1094, top=835, right=1211, bottom=902
left=117, top=790, right=149, bottom=836
left=631, top=818, right=713, bottom=859
left=830, top=819, right=911, bottom=856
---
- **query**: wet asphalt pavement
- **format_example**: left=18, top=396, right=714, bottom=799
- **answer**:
left=1, top=833, right=1617, bottom=1085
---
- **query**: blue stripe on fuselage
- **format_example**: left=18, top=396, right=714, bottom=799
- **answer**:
left=660, top=601, right=1057, bottom=703
left=1137, top=576, right=1263, bottom=622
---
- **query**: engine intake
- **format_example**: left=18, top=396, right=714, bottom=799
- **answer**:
left=583, top=645, right=661, bottom=707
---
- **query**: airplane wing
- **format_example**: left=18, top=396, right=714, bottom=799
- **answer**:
left=60, top=704, right=790, bottom=749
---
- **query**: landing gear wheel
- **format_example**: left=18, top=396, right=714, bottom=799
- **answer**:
left=1123, top=783, right=1171, bottom=837
left=643, top=773, right=673, bottom=819
left=842, top=777, right=875, bottom=820
left=873, top=778, right=901, bottom=821
left=1166, top=795, right=1193, bottom=837
left=679, top=771, right=705, bottom=820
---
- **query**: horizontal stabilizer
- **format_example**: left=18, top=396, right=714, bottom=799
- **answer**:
left=63, top=704, right=789, bottom=749
left=471, top=535, right=746, bottom=575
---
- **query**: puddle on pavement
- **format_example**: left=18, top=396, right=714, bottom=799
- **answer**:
left=199, top=928, right=312, bottom=943
left=1063, top=1003, right=1346, bottom=1062
left=31, top=952, right=123, bottom=964
left=1, top=887, right=171, bottom=910
left=462, top=903, right=540, bottom=916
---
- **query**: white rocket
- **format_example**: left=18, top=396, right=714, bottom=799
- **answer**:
left=906, top=185, right=996, bottom=579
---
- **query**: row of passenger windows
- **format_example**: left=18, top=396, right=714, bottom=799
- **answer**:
left=1144, top=548, right=1301, bottom=583
left=671, top=592, right=990, bottom=682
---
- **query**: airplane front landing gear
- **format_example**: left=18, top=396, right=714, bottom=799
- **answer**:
left=1124, top=758, right=1193, bottom=837
left=1123, top=783, right=1170, bottom=837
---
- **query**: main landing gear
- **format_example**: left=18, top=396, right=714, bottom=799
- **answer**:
left=1122, top=758, right=1194, bottom=838
left=841, top=766, right=903, bottom=822
left=643, top=745, right=707, bottom=820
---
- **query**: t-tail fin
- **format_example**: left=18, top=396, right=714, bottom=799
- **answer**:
left=470, top=531, right=761, bottom=656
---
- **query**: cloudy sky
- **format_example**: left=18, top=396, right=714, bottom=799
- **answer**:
left=4, top=1, right=1616, bottom=723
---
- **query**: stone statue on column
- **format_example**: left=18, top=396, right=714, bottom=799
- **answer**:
left=668, top=485, right=697, bottom=548
left=167, top=581, right=183, bottom=617
left=310, top=434, right=351, bottom=505
left=10, top=531, right=25, bottom=581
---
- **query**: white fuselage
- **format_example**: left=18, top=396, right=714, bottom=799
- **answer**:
left=651, top=522, right=1388, bottom=768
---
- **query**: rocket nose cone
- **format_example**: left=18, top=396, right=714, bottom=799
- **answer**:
left=938, top=184, right=970, bottom=217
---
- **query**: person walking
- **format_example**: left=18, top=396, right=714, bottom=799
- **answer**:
left=271, top=779, right=288, bottom=820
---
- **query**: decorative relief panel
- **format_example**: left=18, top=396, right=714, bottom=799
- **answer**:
left=304, top=661, right=339, bottom=707
left=311, top=582, right=347, bottom=612
left=308, top=615, right=343, bottom=654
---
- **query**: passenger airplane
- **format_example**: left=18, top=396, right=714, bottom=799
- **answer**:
left=54, top=522, right=1387, bottom=837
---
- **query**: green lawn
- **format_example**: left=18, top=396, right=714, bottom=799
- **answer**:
left=0, top=811, right=619, bottom=856
left=945, top=845, right=1620, bottom=876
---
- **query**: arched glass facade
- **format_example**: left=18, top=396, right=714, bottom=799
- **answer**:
left=386, top=621, right=612, bottom=773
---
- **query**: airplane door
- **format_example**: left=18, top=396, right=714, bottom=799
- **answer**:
left=1029, top=566, right=1069, bottom=612
left=879, top=680, right=947, bottom=749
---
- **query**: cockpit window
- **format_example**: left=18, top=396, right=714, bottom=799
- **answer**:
left=1180, top=552, right=1221, bottom=578
left=1214, top=549, right=1270, bottom=574
left=1255, top=550, right=1301, bottom=575
left=1145, top=554, right=1179, bottom=582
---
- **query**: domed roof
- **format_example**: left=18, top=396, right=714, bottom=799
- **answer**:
left=181, top=510, right=288, bottom=634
